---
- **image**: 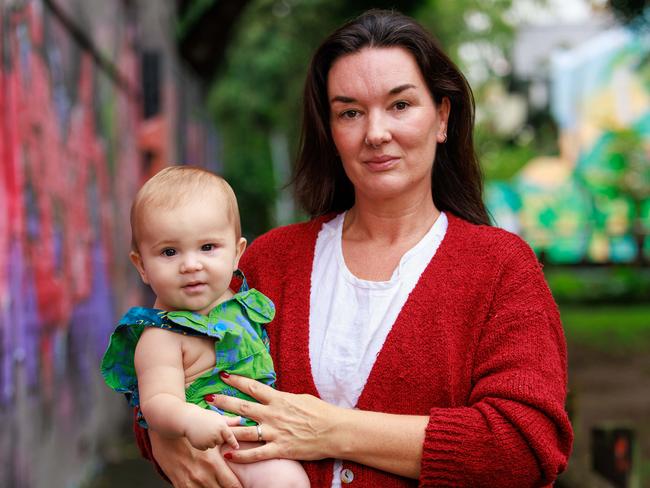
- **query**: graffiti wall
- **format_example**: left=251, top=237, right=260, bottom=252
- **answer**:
left=0, top=1, right=218, bottom=486
left=487, top=24, right=650, bottom=264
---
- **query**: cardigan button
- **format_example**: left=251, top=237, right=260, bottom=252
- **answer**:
left=341, top=468, right=354, bottom=484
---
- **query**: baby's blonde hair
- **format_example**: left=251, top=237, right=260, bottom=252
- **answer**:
left=130, top=166, right=241, bottom=252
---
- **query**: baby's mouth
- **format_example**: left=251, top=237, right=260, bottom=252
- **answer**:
left=182, top=281, right=207, bottom=292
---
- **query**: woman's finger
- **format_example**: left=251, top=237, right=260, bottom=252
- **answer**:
left=219, top=372, right=277, bottom=404
left=207, top=394, right=263, bottom=421
left=231, top=425, right=264, bottom=443
left=208, top=445, right=243, bottom=488
left=224, top=442, right=278, bottom=464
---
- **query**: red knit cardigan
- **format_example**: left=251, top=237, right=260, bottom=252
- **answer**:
left=135, top=213, right=573, bottom=487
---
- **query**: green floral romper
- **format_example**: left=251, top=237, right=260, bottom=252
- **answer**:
left=100, top=272, right=276, bottom=427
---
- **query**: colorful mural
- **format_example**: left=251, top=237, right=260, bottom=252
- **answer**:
left=0, top=3, right=142, bottom=485
left=487, top=25, right=650, bottom=264
left=0, top=1, right=218, bottom=486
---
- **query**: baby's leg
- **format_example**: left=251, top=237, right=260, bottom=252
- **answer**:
left=221, top=442, right=310, bottom=488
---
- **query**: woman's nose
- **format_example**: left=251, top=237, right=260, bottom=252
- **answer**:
left=365, top=111, right=391, bottom=147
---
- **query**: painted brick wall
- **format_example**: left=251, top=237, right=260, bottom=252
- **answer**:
left=0, top=1, right=218, bottom=485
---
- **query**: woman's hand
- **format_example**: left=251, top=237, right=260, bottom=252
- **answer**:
left=149, top=429, right=243, bottom=488
left=205, top=372, right=340, bottom=463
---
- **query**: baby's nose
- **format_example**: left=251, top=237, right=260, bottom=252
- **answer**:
left=180, top=254, right=203, bottom=273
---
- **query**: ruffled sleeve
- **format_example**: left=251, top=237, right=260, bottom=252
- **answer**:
left=100, top=307, right=166, bottom=407
left=234, top=288, right=275, bottom=324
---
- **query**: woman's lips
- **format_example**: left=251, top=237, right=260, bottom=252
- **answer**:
left=364, top=155, right=399, bottom=171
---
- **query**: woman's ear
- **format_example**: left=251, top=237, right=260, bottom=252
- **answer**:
left=129, top=251, right=149, bottom=284
left=233, top=237, right=247, bottom=270
left=437, top=97, right=451, bottom=143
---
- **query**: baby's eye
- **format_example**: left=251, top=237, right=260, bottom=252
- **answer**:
left=161, top=248, right=176, bottom=257
left=201, top=244, right=216, bottom=252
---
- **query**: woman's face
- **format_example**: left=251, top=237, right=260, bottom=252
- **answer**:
left=328, top=47, right=449, bottom=204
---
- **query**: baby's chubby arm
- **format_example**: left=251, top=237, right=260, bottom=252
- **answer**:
left=134, top=327, right=240, bottom=451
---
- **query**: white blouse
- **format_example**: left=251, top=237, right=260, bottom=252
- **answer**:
left=308, top=211, right=448, bottom=487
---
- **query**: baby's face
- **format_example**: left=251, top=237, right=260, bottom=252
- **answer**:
left=131, top=195, right=245, bottom=315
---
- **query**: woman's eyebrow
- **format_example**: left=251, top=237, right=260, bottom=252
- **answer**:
left=330, top=95, right=356, bottom=104
left=389, top=83, right=416, bottom=95
left=330, top=83, right=417, bottom=104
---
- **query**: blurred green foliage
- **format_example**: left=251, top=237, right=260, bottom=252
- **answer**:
left=414, top=0, right=515, bottom=63
left=607, top=129, right=650, bottom=202
left=209, top=0, right=523, bottom=236
left=608, top=0, right=649, bottom=26
left=545, top=266, right=650, bottom=304
left=476, top=127, right=537, bottom=181
left=210, top=0, right=422, bottom=237
left=478, top=105, right=560, bottom=180
left=560, top=304, right=650, bottom=353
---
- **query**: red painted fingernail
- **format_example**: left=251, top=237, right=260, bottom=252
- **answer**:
left=219, top=370, right=230, bottom=379
left=204, top=394, right=215, bottom=402
left=223, top=452, right=233, bottom=460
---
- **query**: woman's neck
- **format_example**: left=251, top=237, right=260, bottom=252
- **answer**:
left=343, top=193, right=440, bottom=246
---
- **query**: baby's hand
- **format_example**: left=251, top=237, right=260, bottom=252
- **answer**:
left=183, top=406, right=240, bottom=451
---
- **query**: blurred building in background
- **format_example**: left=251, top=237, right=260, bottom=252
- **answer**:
left=0, top=0, right=224, bottom=486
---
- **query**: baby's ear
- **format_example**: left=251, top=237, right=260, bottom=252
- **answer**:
left=233, top=237, right=247, bottom=269
left=129, top=251, right=149, bottom=284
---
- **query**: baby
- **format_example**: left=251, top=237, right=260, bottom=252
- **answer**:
left=101, top=166, right=309, bottom=487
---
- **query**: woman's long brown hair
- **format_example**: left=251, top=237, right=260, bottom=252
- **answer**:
left=293, top=9, right=490, bottom=226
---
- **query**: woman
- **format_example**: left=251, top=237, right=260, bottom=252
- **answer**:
left=136, top=9, right=573, bottom=487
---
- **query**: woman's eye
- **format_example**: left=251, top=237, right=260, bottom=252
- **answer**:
left=201, top=244, right=215, bottom=252
left=162, top=248, right=176, bottom=257
left=340, top=109, right=359, bottom=119
left=394, top=101, right=409, bottom=111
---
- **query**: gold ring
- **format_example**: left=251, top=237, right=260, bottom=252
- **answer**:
left=256, top=424, right=263, bottom=442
